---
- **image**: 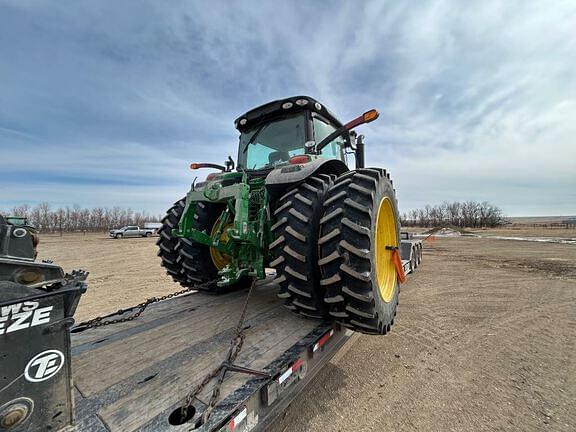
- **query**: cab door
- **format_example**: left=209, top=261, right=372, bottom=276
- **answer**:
left=125, top=226, right=139, bottom=237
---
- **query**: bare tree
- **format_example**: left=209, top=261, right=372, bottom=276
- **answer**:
left=0, top=203, right=162, bottom=233
left=403, top=200, right=506, bottom=228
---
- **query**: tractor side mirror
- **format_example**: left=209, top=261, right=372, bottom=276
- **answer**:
left=225, top=156, right=235, bottom=172
left=348, top=131, right=358, bottom=151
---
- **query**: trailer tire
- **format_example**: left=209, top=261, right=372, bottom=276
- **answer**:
left=319, top=168, right=400, bottom=335
left=271, top=174, right=335, bottom=318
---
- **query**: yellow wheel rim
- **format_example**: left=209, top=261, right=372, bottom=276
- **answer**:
left=210, top=221, right=232, bottom=270
left=374, top=197, right=398, bottom=303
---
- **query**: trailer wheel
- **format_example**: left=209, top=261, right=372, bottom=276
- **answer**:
left=319, top=168, right=400, bottom=335
left=271, top=174, right=334, bottom=318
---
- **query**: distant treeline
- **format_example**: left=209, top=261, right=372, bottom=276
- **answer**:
left=3, top=200, right=506, bottom=232
left=400, top=201, right=507, bottom=228
left=4, top=203, right=163, bottom=233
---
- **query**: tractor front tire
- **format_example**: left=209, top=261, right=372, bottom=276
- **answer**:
left=319, top=168, right=400, bottom=335
left=271, top=174, right=334, bottom=318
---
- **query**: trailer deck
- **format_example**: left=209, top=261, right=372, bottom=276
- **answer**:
left=71, top=280, right=344, bottom=432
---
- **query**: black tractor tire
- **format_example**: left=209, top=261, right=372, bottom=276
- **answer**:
left=270, top=174, right=335, bottom=318
left=175, top=201, right=223, bottom=290
left=158, top=198, right=248, bottom=293
left=319, top=168, right=400, bottom=335
left=157, top=198, right=192, bottom=287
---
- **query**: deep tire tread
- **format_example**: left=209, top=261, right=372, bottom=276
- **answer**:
left=271, top=175, right=334, bottom=317
left=319, top=168, right=400, bottom=335
left=156, top=199, right=191, bottom=287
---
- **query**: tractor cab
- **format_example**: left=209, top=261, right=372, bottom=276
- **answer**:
left=235, top=96, right=348, bottom=171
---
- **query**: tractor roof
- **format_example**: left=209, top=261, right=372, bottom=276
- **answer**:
left=234, top=96, right=343, bottom=132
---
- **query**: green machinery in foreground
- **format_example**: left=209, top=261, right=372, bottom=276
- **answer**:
left=157, top=96, right=402, bottom=335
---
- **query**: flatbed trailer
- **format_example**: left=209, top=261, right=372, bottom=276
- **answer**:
left=400, top=232, right=423, bottom=272
left=71, top=243, right=420, bottom=432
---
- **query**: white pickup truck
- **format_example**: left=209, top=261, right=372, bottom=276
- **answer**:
left=109, top=225, right=155, bottom=239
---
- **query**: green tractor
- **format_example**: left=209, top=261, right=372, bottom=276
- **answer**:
left=157, top=96, right=401, bottom=335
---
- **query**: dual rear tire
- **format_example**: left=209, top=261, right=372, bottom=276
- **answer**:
left=271, top=174, right=335, bottom=318
left=271, top=168, right=401, bottom=335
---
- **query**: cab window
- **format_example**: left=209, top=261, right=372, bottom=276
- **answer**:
left=238, top=114, right=307, bottom=170
left=313, top=117, right=344, bottom=160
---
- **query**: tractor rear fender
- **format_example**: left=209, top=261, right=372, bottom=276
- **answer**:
left=265, top=158, right=348, bottom=189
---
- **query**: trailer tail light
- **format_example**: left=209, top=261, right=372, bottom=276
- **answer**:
left=312, top=329, right=334, bottom=352
left=289, top=155, right=311, bottom=165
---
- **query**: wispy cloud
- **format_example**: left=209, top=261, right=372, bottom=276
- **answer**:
left=0, top=0, right=574, bottom=216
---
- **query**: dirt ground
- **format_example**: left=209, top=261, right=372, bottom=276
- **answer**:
left=471, top=226, right=576, bottom=239
left=37, top=232, right=576, bottom=431
left=403, top=225, right=576, bottom=239
left=37, top=234, right=177, bottom=321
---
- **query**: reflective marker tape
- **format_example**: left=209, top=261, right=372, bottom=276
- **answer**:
left=292, top=359, right=304, bottom=373
left=278, top=359, right=304, bottom=384
left=228, top=408, right=247, bottom=431
left=278, top=367, right=293, bottom=384
left=313, top=329, right=334, bottom=352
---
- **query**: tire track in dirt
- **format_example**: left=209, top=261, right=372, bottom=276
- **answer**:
left=270, top=237, right=576, bottom=432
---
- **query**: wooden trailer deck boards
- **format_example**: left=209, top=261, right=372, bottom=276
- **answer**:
left=70, top=281, right=324, bottom=432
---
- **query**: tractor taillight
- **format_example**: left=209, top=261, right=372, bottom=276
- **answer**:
left=206, top=173, right=217, bottom=180
left=289, top=155, right=311, bottom=164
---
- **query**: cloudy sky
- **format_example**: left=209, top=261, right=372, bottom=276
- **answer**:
left=1, top=0, right=575, bottom=216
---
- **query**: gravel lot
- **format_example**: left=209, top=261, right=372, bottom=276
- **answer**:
left=38, top=232, right=576, bottom=431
